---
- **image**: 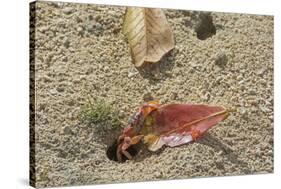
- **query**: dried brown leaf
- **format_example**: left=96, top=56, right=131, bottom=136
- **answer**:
left=123, top=7, right=175, bottom=67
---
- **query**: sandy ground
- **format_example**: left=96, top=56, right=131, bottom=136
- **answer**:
left=31, top=1, right=273, bottom=188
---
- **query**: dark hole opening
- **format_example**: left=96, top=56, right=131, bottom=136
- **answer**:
left=195, top=13, right=216, bottom=40
left=106, top=139, right=139, bottom=162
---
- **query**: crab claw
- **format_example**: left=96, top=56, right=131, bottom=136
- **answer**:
left=115, top=101, right=160, bottom=162
left=116, top=137, right=133, bottom=162
left=116, top=135, right=144, bottom=162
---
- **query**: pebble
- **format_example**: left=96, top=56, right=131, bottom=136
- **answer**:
left=86, top=67, right=94, bottom=75
left=43, top=75, right=52, bottom=83
left=56, top=2, right=64, bottom=8
left=62, top=57, right=68, bottom=62
left=203, top=92, right=210, bottom=101
left=79, top=75, right=86, bottom=80
left=56, top=86, right=65, bottom=93
left=94, top=14, right=101, bottom=21
left=88, top=15, right=94, bottom=21
left=50, top=89, right=57, bottom=95
left=256, top=68, right=266, bottom=76
left=63, top=38, right=70, bottom=49
left=75, top=16, right=83, bottom=23
left=92, top=22, right=103, bottom=35
left=267, top=150, right=273, bottom=156
left=249, top=90, right=256, bottom=95
left=215, top=51, right=228, bottom=67
left=237, top=75, right=243, bottom=81
left=77, top=27, right=84, bottom=35
left=154, top=171, right=162, bottom=178
left=240, top=107, right=247, bottom=115
left=86, top=24, right=94, bottom=34
left=63, top=126, right=73, bottom=135
left=57, top=150, right=68, bottom=158
left=63, top=7, right=74, bottom=15
left=38, top=103, right=46, bottom=111
left=103, top=66, right=109, bottom=72
left=128, top=72, right=139, bottom=78
left=67, top=99, right=75, bottom=106
left=170, top=91, right=178, bottom=100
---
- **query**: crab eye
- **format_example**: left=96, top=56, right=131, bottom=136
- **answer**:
left=128, top=111, right=140, bottom=125
left=128, top=112, right=136, bottom=125
left=127, top=110, right=145, bottom=133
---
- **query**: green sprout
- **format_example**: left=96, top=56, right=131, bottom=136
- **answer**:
left=79, top=98, right=121, bottom=131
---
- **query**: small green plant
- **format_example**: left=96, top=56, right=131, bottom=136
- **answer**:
left=80, top=98, right=121, bottom=131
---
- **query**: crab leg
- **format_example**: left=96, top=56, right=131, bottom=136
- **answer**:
left=117, top=136, right=134, bottom=162
left=116, top=144, right=133, bottom=162
left=122, top=150, right=133, bottom=160
left=116, top=144, right=123, bottom=162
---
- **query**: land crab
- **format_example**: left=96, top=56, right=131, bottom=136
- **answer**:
left=113, top=101, right=228, bottom=162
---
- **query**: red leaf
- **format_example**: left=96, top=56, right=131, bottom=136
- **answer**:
left=142, top=104, right=228, bottom=151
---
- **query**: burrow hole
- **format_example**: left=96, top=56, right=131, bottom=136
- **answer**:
left=106, top=138, right=140, bottom=163
left=195, top=13, right=216, bottom=40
